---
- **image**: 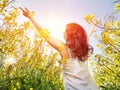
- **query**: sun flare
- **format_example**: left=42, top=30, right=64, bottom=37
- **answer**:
left=44, top=19, right=66, bottom=40
left=45, top=19, right=64, bottom=32
left=4, top=56, right=16, bottom=65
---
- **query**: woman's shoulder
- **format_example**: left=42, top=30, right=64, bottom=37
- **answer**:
left=59, top=45, right=71, bottom=59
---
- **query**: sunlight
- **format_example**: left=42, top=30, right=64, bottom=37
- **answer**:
left=46, top=19, right=61, bottom=32
left=44, top=18, right=66, bottom=41
left=4, top=56, right=16, bottom=65
left=26, top=29, right=35, bottom=45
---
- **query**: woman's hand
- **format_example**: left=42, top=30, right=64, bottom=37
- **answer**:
left=87, top=19, right=100, bottom=40
left=19, top=7, right=31, bottom=18
left=90, top=19, right=100, bottom=33
left=92, top=19, right=100, bottom=26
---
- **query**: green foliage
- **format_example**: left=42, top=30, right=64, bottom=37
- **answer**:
left=86, top=2, right=120, bottom=90
left=85, top=1, right=120, bottom=90
left=92, top=29, right=120, bottom=90
left=0, top=1, right=63, bottom=90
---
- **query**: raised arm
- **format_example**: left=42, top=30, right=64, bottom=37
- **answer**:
left=20, top=7, right=65, bottom=52
left=87, top=20, right=99, bottom=40
left=19, top=7, right=42, bottom=31
left=87, top=24, right=95, bottom=40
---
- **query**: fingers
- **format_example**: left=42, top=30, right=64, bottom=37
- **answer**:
left=19, top=7, right=25, bottom=12
left=25, top=8, right=29, bottom=12
left=93, top=19, right=99, bottom=26
left=19, top=7, right=29, bottom=13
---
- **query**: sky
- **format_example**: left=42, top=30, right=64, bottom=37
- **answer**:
left=16, top=0, right=115, bottom=53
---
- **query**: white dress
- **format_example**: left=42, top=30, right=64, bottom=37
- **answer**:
left=62, top=50, right=98, bottom=90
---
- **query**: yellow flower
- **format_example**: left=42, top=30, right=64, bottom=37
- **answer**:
left=23, top=22, right=30, bottom=29
left=84, top=14, right=94, bottom=24
left=40, top=29, right=50, bottom=41
left=62, top=57, right=68, bottom=65
left=30, top=88, right=33, bottom=90
left=28, top=11, right=35, bottom=18
left=90, top=61, right=94, bottom=66
left=115, top=3, right=120, bottom=11
left=13, top=88, right=16, bottom=90
left=113, top=21, right=119, bottom=27
left=59, top=44, right=65, bottom=51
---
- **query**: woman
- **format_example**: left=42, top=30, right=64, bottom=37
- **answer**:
left=20, top=7, right=98, bottom=90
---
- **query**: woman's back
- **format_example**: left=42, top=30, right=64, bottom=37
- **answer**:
left=62, top=51, right=98, bottom=90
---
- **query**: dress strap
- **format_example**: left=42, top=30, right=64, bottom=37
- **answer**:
left=67, top=48, right=72, bottom=58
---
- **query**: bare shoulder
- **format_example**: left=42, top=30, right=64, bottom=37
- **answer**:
left=59, top=44, right=70, bottom=59
left=47, top=35, right=69, bottom=58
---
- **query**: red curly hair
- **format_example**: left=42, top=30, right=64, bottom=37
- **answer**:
left=65, top=23, right=91, bottom=61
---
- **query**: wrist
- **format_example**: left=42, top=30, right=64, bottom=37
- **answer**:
left=28, top=15, right=32, bottom=20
